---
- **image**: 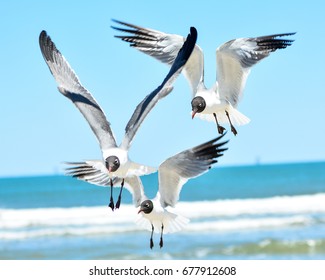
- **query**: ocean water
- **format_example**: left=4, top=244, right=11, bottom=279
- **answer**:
left=1, top=161, right=325, bottom=260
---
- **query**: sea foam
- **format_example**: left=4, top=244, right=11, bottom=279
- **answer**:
left=1, top=193, right=324, bottom=240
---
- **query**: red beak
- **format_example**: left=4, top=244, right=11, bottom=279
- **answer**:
left=138, top=208, right=143, bottom=214
left=191, top=110, right=197, bottom=119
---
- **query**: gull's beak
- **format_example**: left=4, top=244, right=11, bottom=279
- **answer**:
left=138, top=208, right=144, bottom=214
left=191, top=109, right=197, bottom=119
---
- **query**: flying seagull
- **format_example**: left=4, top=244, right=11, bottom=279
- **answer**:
left=39, top=27, right=197, bottom=210
left=66, top=133, right=228, bottom=249
left=112, top=20, right=295, bottom=135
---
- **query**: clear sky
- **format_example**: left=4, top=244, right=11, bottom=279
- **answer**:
left=0, top=0, right=324, bottom=177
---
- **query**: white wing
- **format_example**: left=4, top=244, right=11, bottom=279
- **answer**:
left=39, top=31, right=117, bottom=150
left=158, top=134, right=228, bottom=207
left=64, top=161, right=146, bottom=206
left=112, top=20, right=204, bottom=95
left=216, top=33, right=295, bottom=107
left=65, top=160, right=111, bottom=185
left=120, top=26, right=197, bottom=150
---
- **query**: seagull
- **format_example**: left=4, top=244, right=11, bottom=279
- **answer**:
left=112, top=20, right=295, bottom=136
left=39, top=27, right=197, bottom=210
left=65, top=133, right=228, bottom=249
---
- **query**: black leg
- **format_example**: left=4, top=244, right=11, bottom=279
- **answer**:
left=225, top=111, right=237, bottom=136
left=108, top=178, right=114, bottom=211
left=150, top=224, right=154, bottom=249
left=115, top=179, right=124, bottom=209
left=213, top=113, right=226, bottom=134
left=159, top=224, right=164, bottom=249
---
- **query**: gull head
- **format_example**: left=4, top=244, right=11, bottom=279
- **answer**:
left=105, top=156, right=120, bottom=173
left=191, top=96, right=206, bottom=118
left=138, top=200, right=153, bottom=214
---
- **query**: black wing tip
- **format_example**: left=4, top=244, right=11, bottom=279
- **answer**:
left=272, top=32, right=296, bottom=37
left=199, top=132, right=228, bottom=148
left=39, top=30, right=49, bottom=45
left=173, top=25, right=198, bottom=64
left=110, top=19, right=142, bottom=33
left=256, top=32, right=296, bottom=50
left=111, top=18, right=120, bottom=24
left=260, top=32, right=296, bottom=40
left=39, top=30, right=53, bottom=44
left=190, top=26, right=198, bottom=38
left=111, top=18, right=130, bottom=26
left=192, top=133, right=229, bottom=161
left=39, top=29, right=61, bottom=62
left=63, top=161, right=86, bottom=165
left=40, top=30, right=47, bottom=38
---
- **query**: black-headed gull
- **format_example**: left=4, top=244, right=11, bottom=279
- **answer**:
left=65, top=133, right=228, bottom=249
left=39, top=27, right=197, bottom=210
left=112, top=20, right=295, bottom=135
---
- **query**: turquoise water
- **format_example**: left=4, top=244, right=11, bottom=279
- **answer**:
left=1, top=161, right=325, bottom=260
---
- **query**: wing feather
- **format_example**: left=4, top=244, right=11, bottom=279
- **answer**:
left=216, top=32, right=295, bottom=106
left=158, top=133, right=228, bottom=207
left=112, top=20, right=203, bottom=95
left=64, top=161, right=146, bottom=206
left=120, top=26, right=197, bottom=150
left=39, top=31, right=117, bottom=150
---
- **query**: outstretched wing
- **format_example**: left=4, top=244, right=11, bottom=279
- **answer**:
left=39, top=31, right=117, bottom=150
left=112, top=20, right=203, bottom=95
left=158, top=133, right=228, bottom=207
left=64, top=161, right=146, bottom=206
left=120, top=26, right=197, bottom=150
left=216, top=32, right=295, bottom=107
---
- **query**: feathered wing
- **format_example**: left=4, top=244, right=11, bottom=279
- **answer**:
left=120, top=26, right=197, bottom=150
left=158, top=134, right=228, bottom=207
left=39, top=31, right=117, bottom=150
left=112, top=20, right=203, bottom=95
left=65, top=160, right=111, bottom=185
left=216, top=33, right=295, bottom=107
left=64, top=161, right=146, bottom=206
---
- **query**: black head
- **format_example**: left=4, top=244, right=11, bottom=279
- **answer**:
left=191, top=96, right=206, bottom=118
left=138, top=200, right=153, bottom=214
left=105, top=156, right=120, bottom=172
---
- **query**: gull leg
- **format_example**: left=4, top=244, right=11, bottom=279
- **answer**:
left=225, top=111, right=237, bottom=136
left=115, top=179, right=124, bottom=209
left=108, top=178, right=115, bottom=211
left=213, top=113, right=226, bottom=134
left=159, top=224, right=164, bottom=249
left=150, top=224, right=154, bottom=249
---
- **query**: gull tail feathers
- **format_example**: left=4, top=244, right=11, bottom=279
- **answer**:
left=135, top=210, right=189, bottom=234
left=226, top=107, right=250, bottom=126
left=194, top=107, right=250, bottom=126
left=163, top=211, right=190, bottom=233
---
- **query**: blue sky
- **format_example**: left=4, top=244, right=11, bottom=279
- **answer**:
left=0, top=0, right=324, bottom=177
